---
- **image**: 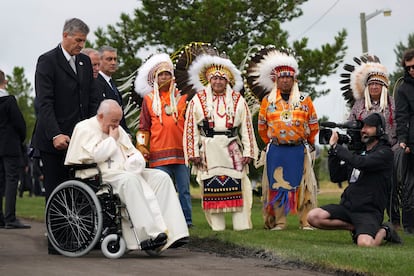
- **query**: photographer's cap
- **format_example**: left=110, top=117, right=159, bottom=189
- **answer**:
left=362, top=113, right=382, bottom=127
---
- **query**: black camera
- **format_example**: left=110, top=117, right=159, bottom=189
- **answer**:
left=319, top=120, right=364, bottom=152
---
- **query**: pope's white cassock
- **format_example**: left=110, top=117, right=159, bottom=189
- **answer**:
left=65, top=116, right=189, bottom=250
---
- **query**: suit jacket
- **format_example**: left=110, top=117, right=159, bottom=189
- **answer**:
left=33, top=44, right=100, bottom=154
left=95, top=73, right=130, bottom=133
left=0, top=95, right=26, bottom=156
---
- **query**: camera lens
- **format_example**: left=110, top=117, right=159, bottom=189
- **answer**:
left=318, top=129, right=332, bottom=145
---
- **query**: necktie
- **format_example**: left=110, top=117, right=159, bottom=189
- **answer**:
left=109, top=78, right=121, bottom=103
left=69, top=56, right=77, bottom=74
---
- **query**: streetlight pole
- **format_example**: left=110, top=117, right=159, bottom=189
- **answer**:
left=360, top=9, right=392, bottom=54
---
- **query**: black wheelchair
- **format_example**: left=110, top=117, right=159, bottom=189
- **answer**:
left=45, top=163, right=161, bottom=258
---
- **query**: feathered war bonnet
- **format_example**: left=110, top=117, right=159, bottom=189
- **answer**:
left=340, top=54, right=389, bottom=111
left=244, top=45, right=300, bottom=106
left=134, top=53, right=176, bottom=124
left=172, top=42, right=243, bottom=120
left=172, top=42, right=243, bottom=93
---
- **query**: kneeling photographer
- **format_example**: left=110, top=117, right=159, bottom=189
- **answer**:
left=307, top=113, right=402, bottom=246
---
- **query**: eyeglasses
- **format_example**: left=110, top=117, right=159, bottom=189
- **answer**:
left=405, top=65, right=414, bottom=71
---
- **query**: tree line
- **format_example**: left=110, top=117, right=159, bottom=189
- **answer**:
left=6, top=1, right=414, bottom=145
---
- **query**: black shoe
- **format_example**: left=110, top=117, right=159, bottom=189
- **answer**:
left=187, top=224, right=195, bottom=229
left=382, top=222, right=403, bottom=244
left=140, top=233, right=168, bottom=250
left=169, top=236, right=189, bottom=248
left=5, top=219, right=31, bottom=229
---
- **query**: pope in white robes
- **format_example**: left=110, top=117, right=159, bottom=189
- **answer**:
left=65, top=99, right=189, bottom=251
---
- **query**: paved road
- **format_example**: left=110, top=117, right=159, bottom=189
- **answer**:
left=0, top=220, right=332, bottom=276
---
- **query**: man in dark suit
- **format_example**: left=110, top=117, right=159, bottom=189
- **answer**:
left=32, top=18, right=99, bottom=202
left=95, top=45, right=130, bottom=133
left=0, top=69, right=30, bottom=229
left=33, top=18, right=99, bottom=254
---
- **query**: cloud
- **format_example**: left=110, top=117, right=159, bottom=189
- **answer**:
left=282, top=0, right=411, bottom=122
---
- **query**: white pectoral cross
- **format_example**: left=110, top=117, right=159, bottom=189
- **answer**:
left=105, top=158, right=114, bottom=169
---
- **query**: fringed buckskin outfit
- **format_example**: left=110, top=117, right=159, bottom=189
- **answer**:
left=178, top=43, right=258, bottom=231
left=185, top=88, right=257, bottom=230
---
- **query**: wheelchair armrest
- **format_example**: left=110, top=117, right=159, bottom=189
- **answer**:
left=66, top=163, right=98, bottom=170
left=66, top=163, right=102, bottom=180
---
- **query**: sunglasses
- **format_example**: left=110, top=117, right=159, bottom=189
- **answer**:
left=405, top=65, right=414, bottom=71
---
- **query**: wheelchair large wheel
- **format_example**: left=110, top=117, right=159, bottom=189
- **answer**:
left=46, top=180, right=103, bottom=257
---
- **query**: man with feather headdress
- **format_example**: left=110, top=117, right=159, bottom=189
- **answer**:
left=178, top=43, right=258, bottom=231
left=245, top=46, right=319, bottom=231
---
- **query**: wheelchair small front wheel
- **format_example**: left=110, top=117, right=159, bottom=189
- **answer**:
left=101, top=234, right=126, bottom=259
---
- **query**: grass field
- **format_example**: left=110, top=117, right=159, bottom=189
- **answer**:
left=16, top=181, right=413, bottom=276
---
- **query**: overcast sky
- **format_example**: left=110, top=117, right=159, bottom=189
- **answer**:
left=1, top=0, right=412, bottom=123
left=282, top=0, right=413, bottom=122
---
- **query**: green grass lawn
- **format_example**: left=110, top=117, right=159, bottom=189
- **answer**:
left=16, top=182, right=413, bottom=276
